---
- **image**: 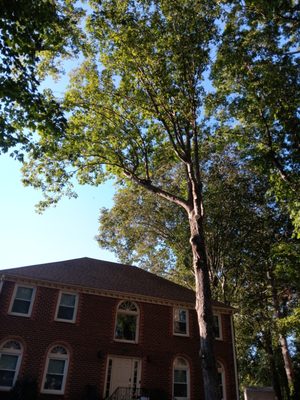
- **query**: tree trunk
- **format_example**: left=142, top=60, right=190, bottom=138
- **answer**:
left=269, top=270, right=295, bottom=396
left=189, top=210, right=219, bottom=400
left=279, top=334, right=294, bottom=400
left=264, top=330, right=283, bottom=400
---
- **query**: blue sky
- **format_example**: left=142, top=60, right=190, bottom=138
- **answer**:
left=0, top=44, right=120, bottom=270
left=0, top=153, right=117, bottom=270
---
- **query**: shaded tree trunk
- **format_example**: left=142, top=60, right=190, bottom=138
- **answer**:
left=279, top=334, right=294, bottom=400
left=189, top=210, right=219, bottom=400
left=264, top=330, right=283, bottom=400
left=269, top=270, right=295, bottom=397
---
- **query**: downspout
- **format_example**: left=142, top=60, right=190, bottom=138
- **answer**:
left=230, top=313, right=240, bottom=400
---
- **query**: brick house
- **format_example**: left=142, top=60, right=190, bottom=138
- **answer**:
left=0, top=257, right=238, bottom=400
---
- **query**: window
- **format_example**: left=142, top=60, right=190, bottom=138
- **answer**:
left=217, top=361, right=226, bottom=400
left=213, top=314, right=222, bottom=340
left=55, top=292, right=78, bottom=322
left=9, top=285, right=36, bottom=317
left=0, top=340, right=23, bottom=390
left=173, top=357, right=190, bottom=400
left=42, top=345, right=69, bottom=394
left=173, top=309, right=189, bottom=336
left=114, top=301, right=139, bottom=342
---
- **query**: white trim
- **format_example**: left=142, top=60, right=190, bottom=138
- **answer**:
left=114, top=300, right=139, bottom=343
left=173, top=308, right=189, bottom=337
left=213, top=313, right=222, bottom=340
left=104, top=355, right=142, bottom=399
left=54, top=291, right=78, bottom=323
left=0, top=340, right=23, bottom=391
left=217, top=361, right=226, bottom=400
left=41, top=346, right=69, bottom=395
left=2, top=274, right=235, bottom=312
left=8, top=284, right=36, bottom=317
left=173, top=357, right=190, bottom=400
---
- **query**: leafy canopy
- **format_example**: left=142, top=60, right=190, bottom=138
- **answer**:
left=0, top=0, right=82, bottom=158
left=208, top=0, right=300, bottom=236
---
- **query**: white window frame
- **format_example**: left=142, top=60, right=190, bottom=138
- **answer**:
left=114, top=301, right=139, bottom=343
left=173, top=308, right=189, bottom=336
left=217, top=361, right=226, bottom=400
left=0, top=340, right=23, bottom=391
left=173, top=357, right=190, bottom=400
left=213, top=313, right=222, bottom=340
left=41, top=345, right=69, bottom=395
left=55, top=291, right=78, bottom=323
left=8, top=284, right=36, bottom=317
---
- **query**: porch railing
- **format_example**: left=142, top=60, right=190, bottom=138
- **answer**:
left=107, top=387, right=150, bottom=400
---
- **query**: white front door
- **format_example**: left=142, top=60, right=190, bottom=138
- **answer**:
left=104, top=356, right=141, bottom=398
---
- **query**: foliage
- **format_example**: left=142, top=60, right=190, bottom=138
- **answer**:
left=97, top=185, right=193, bottom=286
left=22, top=0, right=221, bottom=210
left=208, top=0, right=300, bottom=236
left=0, top=0, right=82, bottom=158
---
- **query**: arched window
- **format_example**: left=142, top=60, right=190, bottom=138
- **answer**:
left=42, top=345, right=69, bottom=394
left=0, top=340, right=23, bottom=390
left=173, top=357, right=190, bottom=400
left=114, top=301, right=139, bottom=342
left=217, top=361, right=226, bottom=400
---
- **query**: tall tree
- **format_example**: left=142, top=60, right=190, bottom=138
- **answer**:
left=0, top=0, right=81, bottom=157
left=23, top=1, right=221, bottom=398
left=97, top=148, right=300, bottom=399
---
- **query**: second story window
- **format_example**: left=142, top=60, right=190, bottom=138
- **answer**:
left=9, top=285, right=36, bottom=317
left=114, top=301, right=139, bottom=343
left=55, top=292, right=78, bottom=323
left=213, top=314, right=222, bottom=340
left=173, top=309, right=189, bottom=336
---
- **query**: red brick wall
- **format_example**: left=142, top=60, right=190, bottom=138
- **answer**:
left=0, top=280, right=237, bottom=400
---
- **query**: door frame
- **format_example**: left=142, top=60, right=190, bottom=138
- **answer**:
left=103, top=355, right=142, bottom=398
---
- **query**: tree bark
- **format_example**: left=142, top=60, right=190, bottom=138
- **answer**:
left=131, top=148, right=221, bottom=399
left=269, top=270, right=295, bottom=397
left=279, top=334, right=294, bottom=399
left=264, top=330, right=283, bottom=400
left=189, top=210, right=219, bottom=400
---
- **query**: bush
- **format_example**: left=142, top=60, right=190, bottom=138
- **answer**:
left=9, top=377, right=38, bottom=400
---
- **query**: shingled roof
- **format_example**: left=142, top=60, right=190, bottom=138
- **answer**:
left=1, top=257, right=230, bottom=309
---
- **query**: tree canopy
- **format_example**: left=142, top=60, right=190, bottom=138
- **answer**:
left=0, top=0, right=81, bottom=158
left=208, top=0, right=300, bottom=236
